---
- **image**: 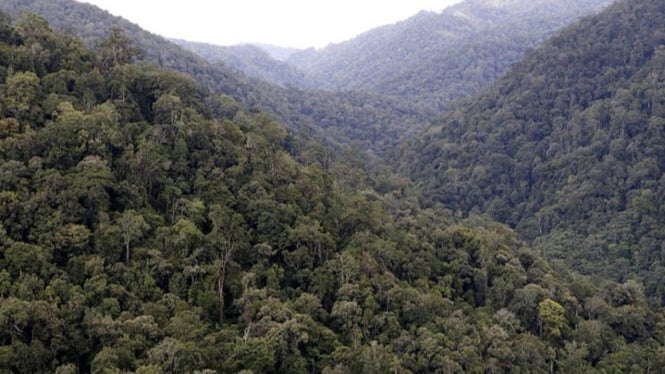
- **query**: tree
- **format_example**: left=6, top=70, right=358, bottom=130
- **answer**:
left=224, top=337, right=276, bottom=373
left=288, top=215, right=334, bottom=266
left=153, top=93, right=183, bottom=125
left=94, top=26, right=141, bottom=72
left=146, top=337, right=203, bottom=373
left=208, top=204, right=248, bottom=322
left=331, top=300, right=362, bottom=345
left=4, top=71, right=40, bottom=121
left=117, top=210, right=148, bottom=263
left=538, top=298, right=566, bottom=342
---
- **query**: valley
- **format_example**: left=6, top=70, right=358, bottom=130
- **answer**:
left=0, top=0, right=664, bottom=372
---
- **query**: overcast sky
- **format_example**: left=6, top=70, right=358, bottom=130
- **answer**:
left=79, top=0, right=463, bottom=49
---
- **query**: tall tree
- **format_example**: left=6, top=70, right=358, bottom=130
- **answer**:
left=208, top=204, right=248, bottom=322
left=117, top=209, right=148, bottom=263
left=93, top=26, right=141, bottom=72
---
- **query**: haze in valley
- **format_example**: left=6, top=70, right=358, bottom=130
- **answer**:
left=79, top=0, right=464, bottom=48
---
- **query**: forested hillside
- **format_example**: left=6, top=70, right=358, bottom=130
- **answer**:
left=171, top=40, right=308, bottom=89
left=2, top=11, right=665, bottom=373
left=408, top=0, right=665, bottom=302
left=287, top=0, right=611, bottom=111
left=0, top=0, right=430, bottom=159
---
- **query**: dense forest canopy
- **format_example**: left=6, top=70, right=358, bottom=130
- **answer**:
left=1, top=6, right=665, bottom=373
left=285, top=0, right=612, bottom=111
left=0, top=0, right=432, bottom=161
left=407, top=0, right=665, bottom=303
left=2, top=0, right=665, bottom=371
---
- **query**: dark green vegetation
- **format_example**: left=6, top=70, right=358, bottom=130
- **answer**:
left=0, top=0, right=430, bottom=159
left=2, top=7, right=665, bottom=373
left=287, top=0, right=611, bottom=111
left=409, top=0, right=665, bottom=303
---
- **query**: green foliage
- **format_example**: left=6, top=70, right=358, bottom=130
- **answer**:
left=409, top=0, right=665, bottom=303
left=5, top=71, right=40, bottom=120
left=93, top=26, right=141, bottom=72
left=0, top=5, right=663, bottom=373
left=0, top=0, right=429, bottom=160
left=538, top=298, right=567, bottom=341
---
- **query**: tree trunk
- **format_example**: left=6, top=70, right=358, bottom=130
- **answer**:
left=217, top=247, right=232, bottom=323
left=217, top=265, right=225, bottom=323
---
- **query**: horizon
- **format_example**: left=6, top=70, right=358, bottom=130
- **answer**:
left=78, top=0, right=463, bottom=49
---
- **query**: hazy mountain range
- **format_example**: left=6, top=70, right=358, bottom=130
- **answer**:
left=2, top=0, right=665, bottom=371
left=173, top=0, right=611, bottom=112
left=170, top=39, right=309, bottom=88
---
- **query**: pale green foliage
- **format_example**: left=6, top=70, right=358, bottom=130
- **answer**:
left=538, top=298, right=566, bottom=340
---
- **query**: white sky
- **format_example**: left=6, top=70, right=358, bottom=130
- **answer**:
left=79, top=0, right=463, bottom=49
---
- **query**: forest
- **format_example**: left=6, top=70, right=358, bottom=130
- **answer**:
left=170, top=40, right=308, bottom=90
left=281, top=0, right=611, bottom=111
left=168, top=0, right=613, bottom=114
left=1, top=0, right=665, bottom=372
left=0, top=0, right=432, bottom=162
left=407, top=0, right=665, bottom=303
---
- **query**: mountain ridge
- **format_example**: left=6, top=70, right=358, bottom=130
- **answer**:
left=287, top=0, right=612, bottom=110
left=147, top=0, right=612, bottom=115
left=1, top=0, right=665, bottom=371
left=407, top=0, right=665, bottom=300
left=0, top=0, right=431, bottom=159
left=170, top=39, right=309, bottom=88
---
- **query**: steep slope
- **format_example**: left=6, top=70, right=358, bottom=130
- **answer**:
left=288, top=0, right=612, bottom=111
left=0, top=0, right=429, bottom=158
left=408, top=0, right=665, bottom=301
left=1, top=15, right=664, bottom=373
left=171, top=39, right=308, bottom=88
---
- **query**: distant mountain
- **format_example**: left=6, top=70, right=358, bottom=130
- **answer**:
left=288, top=0, right=612, bottom=111
left=171, top=40, right=308, bottom=88
left=254, top=43, right=301, bottom=61
left=0, top=0, right=429, bottom=158
left=407, top=0, right=665, bottom=301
